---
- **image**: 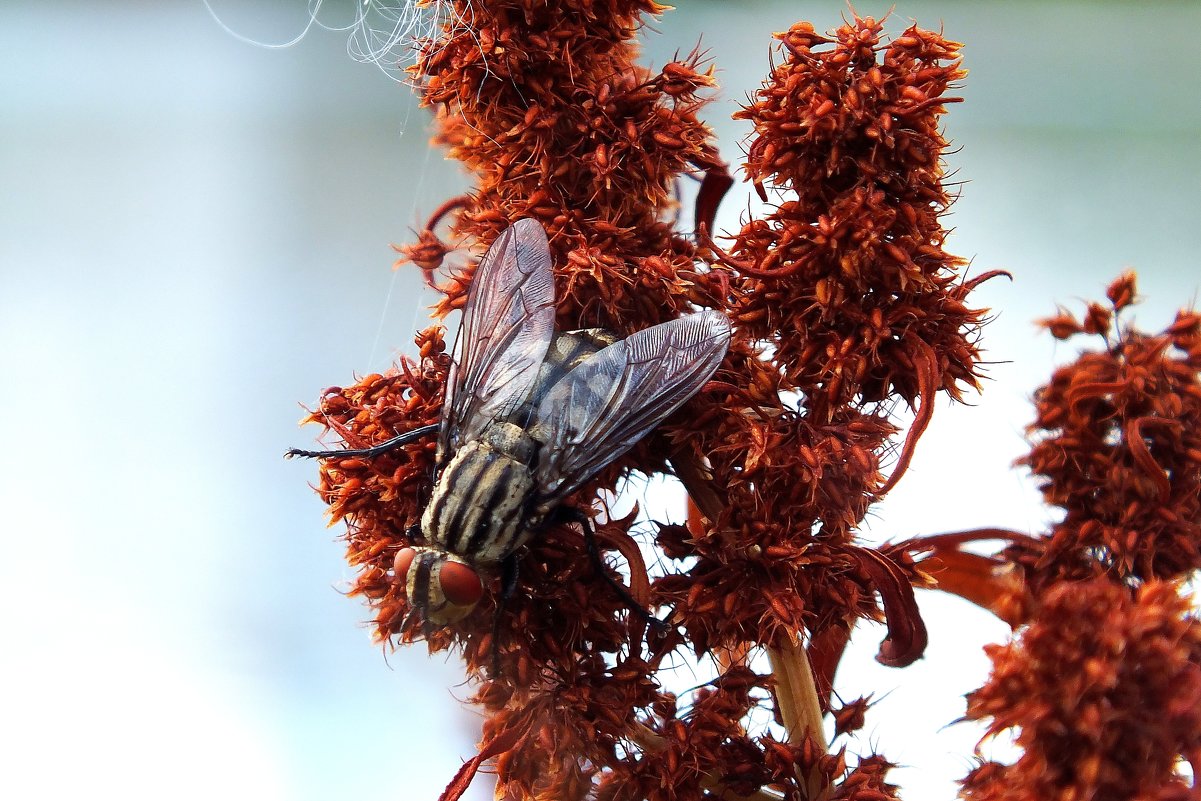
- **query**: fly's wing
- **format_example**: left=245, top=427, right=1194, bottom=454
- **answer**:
left=441, top=219, right=556, bottom=458
left=530, top=310, right=730, bottom=503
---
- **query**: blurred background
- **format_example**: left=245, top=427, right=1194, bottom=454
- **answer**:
left=2, top=1, right=1198, bottom=798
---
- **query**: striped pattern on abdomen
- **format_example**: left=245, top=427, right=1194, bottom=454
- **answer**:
left=421, top=439, right=538, bottom=564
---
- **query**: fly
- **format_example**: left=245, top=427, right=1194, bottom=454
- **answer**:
left=288, top=218, right=730, bottom=629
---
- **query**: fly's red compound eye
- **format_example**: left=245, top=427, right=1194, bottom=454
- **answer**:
left=438, top=561, right=483, bottom=607
left=394, top=547, right=417, bottom=583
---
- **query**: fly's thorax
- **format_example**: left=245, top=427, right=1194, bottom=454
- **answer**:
left=531, top=329, right=616, bottom=401
left=480, top=421, right=537, bottom=459
left=421, top=427, right=539, bottom=563
left=394, top=546, right=483, bottom=626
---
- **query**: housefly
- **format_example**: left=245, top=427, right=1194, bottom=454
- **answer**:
left=289, top=219, right=730, bottom=629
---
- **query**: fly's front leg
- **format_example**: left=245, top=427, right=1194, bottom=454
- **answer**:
left=285, top=422, right=439, bottom=460
left=488, top=553, right=521, bottom=679
left=552, top=506, right=661, bottom=629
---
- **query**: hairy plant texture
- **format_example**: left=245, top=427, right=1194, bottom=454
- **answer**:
left=903, top=273, right=1201, bottom=798
left=962, top=579, right=1201, bottom=801
left=404, top=0, right=729, bottom=333
left=668, top=17, right=998, bottom=675
left=1014, top=272, right=1201, bottom=591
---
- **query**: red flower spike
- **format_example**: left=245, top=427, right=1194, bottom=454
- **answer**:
left=732, top=16, right=991, bottom=417
left=953, top=277, right=1201, bottom=800
left=294, top=7, right=1021, bottom=801
left=1015, top=276, right=1201, bottom=590
left=962, top=579, right=1201, bottom=801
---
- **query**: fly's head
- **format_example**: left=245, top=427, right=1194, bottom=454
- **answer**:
left=394, top=545, right=485, bottom=627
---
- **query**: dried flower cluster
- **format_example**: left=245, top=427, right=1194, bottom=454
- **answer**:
left=914, top=273, right=1201, bottom=797
left=663, top=17, right=997, bottom=671
left=399, top=0, right=730, bottom=334
left=1013, top=272, right=1201, bottom=591
left=731, top=20, right=989, bottom=414
left=961, top=579, right=1201, bottom=801
left=281, top=5, right=1138, bottom=801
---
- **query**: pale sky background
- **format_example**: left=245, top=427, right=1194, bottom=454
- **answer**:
left=2, top=1, right=1199, bottom=799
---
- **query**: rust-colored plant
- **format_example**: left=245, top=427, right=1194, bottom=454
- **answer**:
left=933, top=272, right=1201, bottom=800
left=961, top=578, right=1201, bottom=801
left=291, top=4, right=1201, bottom=800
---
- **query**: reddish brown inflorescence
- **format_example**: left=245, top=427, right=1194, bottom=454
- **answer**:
left=911, top=277, right=1201, bottom=629
left=297, top=6, right=992, bottom=801
left=910, top=273, right=1201, bottom=798
left=1011, top=272, right=1201, bottom=594
left=412, top=0, right=730, bottom=333
left=663, top=16, right=995, bottom=667
left=732, top=19, right=988, bottom=417
left=962, top=579, right=1201, bottom=801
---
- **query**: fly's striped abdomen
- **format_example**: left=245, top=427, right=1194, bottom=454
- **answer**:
left=421, top=426, right=538, bottom=564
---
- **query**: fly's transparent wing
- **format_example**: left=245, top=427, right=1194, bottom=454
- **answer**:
left=441, top=219, right=556, bottom=458
left=530, top=310, right=730, bottom=503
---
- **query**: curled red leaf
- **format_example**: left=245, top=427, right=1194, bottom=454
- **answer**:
left=847, top=545, right=928, bottom=667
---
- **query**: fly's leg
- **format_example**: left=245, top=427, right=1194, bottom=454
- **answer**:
left=499, top=551, right=521, bottom=603
left=553, top=506, right=661, bottom=629
left=488, top=553, right=521, bottom=679
left=285, top=422, right=439, bottom=460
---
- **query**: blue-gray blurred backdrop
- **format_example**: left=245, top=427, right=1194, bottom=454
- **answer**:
left=2, top=1, right=1198, bottom=799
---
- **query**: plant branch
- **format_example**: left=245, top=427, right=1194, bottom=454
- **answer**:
left=768, top=635, right=829, bottom=800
